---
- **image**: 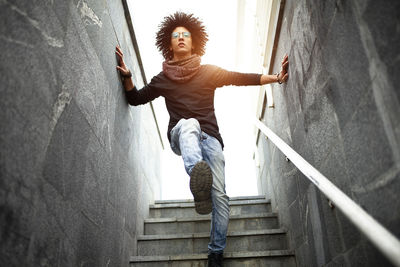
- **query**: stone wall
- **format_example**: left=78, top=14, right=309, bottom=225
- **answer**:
left=0, top=0, right=162, bottom=266
left=256, top=0, right=400, bottom=266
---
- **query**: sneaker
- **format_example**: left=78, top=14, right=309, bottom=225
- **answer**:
left=189, top=161, right=213, bottom=215
left=207, top=252, right=223, bottom=267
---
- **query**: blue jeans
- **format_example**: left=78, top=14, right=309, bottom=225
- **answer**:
left=170, top=118, right=230, bottom=254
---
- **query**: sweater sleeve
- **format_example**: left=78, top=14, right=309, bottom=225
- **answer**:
left=124, top=77, right=161, bottom=106
left=210, top=65, right=262, bottom=88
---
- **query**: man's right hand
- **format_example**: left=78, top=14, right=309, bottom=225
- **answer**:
left=116, top=45, right=131, bottom=77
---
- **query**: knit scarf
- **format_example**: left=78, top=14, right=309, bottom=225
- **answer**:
left=162, top=54, right=201, bottom=83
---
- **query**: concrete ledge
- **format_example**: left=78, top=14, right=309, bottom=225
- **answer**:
left=144, top=212, right=280, bottom=235
left=149, top=199, right=272, bottom=219
left=150, top=199, right=271, bottom=209
left=130, top=250, right=295, bottom=262
left=154, top=195, right=266, bottom=204
left=138, top=229, right=286, bottom=241
left=144, top=212, right=278, bottom=223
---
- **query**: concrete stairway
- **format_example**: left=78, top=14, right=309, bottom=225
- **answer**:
left=130, top=196, right=296, bottom=266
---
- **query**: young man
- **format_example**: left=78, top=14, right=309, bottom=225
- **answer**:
left=116, top=12, right=288, bottom=267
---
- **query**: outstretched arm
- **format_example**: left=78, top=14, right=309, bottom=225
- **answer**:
left=260, top=54, right=289, bottom=85
left=116, top=45, right=134, bottom=92
left=115, top=45, right=161, bottom=106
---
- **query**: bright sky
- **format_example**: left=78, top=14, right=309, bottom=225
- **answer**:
left=128, top=0, right=260, bottom=199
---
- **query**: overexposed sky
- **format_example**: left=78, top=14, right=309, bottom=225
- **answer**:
left=128, top=0, right=261, bottom=199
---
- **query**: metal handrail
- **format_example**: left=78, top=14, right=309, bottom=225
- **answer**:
left=254, top=118, right=400, bottom=267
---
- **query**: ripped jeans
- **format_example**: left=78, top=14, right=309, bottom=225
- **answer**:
left=170, top=118, right=230, bottom=254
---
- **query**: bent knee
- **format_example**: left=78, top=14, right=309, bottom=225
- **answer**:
left=180, top=118, right=201, bottom=132
left=186, top=118, right=200, bottom=128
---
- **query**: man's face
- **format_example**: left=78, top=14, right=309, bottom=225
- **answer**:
left=170, top=26, right=193, bottom=60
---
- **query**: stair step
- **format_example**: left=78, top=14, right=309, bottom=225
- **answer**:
left=149, top=199, right=271, bottom=218
left=137, top=229, right=288, bottom=256
left=155, top=195, right=267, bottom=205
left=130, top=250, right=296, bottom=267
left=144, top=212, right=279, bottom=235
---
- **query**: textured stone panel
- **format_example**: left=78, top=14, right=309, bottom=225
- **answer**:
left=257, top=0, right=399, bottom=265
left=0, top=0, right=162, bottom=266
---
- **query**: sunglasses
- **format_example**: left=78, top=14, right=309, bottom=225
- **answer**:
left=171, top=31, right=191, bottom=39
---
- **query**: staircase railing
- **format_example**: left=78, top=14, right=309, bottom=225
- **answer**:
left=254, top=118, right=400, bottom=267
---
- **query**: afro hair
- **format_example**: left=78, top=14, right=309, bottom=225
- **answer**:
left=156, top=12, right=208, bottom=60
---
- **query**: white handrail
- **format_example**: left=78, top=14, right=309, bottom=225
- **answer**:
left=254, top=118, right=400, bottom=267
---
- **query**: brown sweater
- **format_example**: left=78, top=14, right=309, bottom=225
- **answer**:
left=125, top=64, right=262, bottom=148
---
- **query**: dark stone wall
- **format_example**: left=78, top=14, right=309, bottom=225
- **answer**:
left=256, top=0, right=400, bottom=266
left=0, top=0, right=162, bottom=266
